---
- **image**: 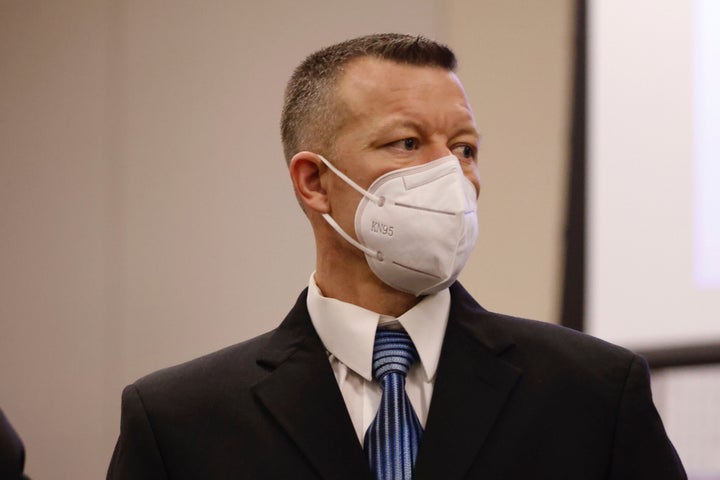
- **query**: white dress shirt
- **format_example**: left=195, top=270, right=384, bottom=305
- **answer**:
left=306, top=273, right=450, bottom=445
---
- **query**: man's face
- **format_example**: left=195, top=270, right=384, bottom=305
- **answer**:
left=323, top=56, right=481, bottom=240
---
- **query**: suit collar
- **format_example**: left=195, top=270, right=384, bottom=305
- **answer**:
left=414, top=282, right=522, bottom=480
left=307, top=274, right=451, bottom=382
left=253, top=289, right=372, bottom=480
left=254, top=283, right=523, bottom=480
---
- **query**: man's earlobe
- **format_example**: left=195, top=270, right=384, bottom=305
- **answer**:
left=289, top=152, right=330, bottom=213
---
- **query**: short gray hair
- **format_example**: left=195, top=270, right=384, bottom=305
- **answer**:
left=280, top=33, right=457, bottom=164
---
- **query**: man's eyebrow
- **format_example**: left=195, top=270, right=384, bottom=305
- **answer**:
left=370, top=118, right=481, bottom=140
left=371, top=117, right=423, bottom=134
left=452, top=126, right=482, bottom=141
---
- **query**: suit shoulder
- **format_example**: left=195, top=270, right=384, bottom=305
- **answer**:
left=132, top=329, right=276, bottom=401
left=491, top=310, right=637, bottom=367
left=502, top=311, right=630, bottom=354
left=480, top=312, right=650, bottom=405
left=450, top=283, right=637, bottom=366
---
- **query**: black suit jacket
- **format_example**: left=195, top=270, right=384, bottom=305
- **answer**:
left=0, top=408, right=29, bottom=480
left=108, top=283, right=685, bottom=479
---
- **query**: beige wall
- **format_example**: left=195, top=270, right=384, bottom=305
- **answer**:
left=447, top=0, right=574, bottom=322
left=0, top=1, right=572, bottom=478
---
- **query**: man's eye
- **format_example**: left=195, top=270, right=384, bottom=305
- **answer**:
left=389, top=138, right=419, bottom=151
left=403, top=138, right=417, bottom=150
left=453, top=144, right=476, bottom=160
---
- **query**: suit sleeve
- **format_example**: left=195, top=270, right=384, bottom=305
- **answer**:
left=607, top=355, right=687, bottom=479
left=107, top=384, right=169, bottom=480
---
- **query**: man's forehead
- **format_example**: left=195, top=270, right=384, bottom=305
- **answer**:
left=336, top=57, right=471, bottom=114
left=332, top=57, right=475, bottom=133
left=339, top=56, right=460, bottom=94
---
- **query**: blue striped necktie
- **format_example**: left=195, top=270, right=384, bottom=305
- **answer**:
left=364, top=329, right=423, bottom=480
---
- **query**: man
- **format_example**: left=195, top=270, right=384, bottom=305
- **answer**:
left=108, top=34, right=685, bottom=479
left=0, top=408, right=29, bottom=480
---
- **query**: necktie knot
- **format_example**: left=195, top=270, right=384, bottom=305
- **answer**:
left=371, top=330, right=419, bottom=381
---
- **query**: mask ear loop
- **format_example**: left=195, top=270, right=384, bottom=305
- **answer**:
left=316, top=155, right=384, bottom=261
left=321, top=213, right=384, bottom=261
left=317, top=155, right=385, bottom=206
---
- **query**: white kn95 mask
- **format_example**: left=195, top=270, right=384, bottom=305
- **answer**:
left=318, top=154, right=479, bottom=296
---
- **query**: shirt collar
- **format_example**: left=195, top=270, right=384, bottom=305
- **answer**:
left=306, top=272, right=450, bottom=382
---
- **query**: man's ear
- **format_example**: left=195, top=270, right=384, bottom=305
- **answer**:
left=289, top=151, right=330, bottom=213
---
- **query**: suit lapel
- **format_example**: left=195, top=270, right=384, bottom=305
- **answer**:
left=252, top=290, right=371, bottom=480
left=414, top=283, right=522, bottom=480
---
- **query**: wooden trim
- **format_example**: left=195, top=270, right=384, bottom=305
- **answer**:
left=639, top=343, right=720, bottom=370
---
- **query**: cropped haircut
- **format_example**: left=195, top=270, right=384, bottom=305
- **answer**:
left=280, top=33, right=457, bottom=164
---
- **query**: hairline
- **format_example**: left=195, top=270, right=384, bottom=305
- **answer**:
left=289, top=55, right=457, bottom=164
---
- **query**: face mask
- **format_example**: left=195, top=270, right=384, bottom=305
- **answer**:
left=318, top=154, right=479, bottom=296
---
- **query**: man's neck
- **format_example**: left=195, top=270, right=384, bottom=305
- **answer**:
left=314, top=252, right=419, bottom=318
